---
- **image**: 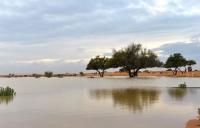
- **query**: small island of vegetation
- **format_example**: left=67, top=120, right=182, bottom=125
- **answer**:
left=0, top=86, right=16, bottom=96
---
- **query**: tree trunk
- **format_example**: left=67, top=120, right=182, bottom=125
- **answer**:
left=128, top=70, right=134, bottom=77
left=174, top=68, right=178, bottom=75
left=134, top=68, right=140, bottom=76
left=97, top=70, right=104, bottom=77
left=184, top=67, right=187, bottom=74
left=170, top=69, right=175, bottom=75
left=178, top=68, right=183, bottom=74
left=101, top=70, right=104, bottom=77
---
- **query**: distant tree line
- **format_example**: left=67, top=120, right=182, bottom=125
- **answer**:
left=86, top=43, right=197, bottom=77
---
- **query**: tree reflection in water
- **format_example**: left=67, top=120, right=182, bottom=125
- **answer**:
left=90, top=88, right=161, bottom=113
left=0, top=96, right=14, bottom=105
left=168, top=88, right=196, bottom=101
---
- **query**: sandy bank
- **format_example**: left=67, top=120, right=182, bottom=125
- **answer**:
left=84, top=71, right=200, bottom=77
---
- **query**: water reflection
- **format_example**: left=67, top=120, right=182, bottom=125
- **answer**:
left=167, top=88, right=196, bottom=101
left=90, top=88, right=161, bottom=113
left=0, top=96, right=14, bottom=105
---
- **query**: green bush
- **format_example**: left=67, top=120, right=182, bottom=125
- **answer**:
left=0, top=86, right=16, bottom=96
left=57, top=74, right=63, bottom=78
left=79, top=72, right=84, bottom=76
left=34, top=74, right=41, bottom=78
left=45, top=71, right=53, bottom=78
left=178, top=82, right=187, bottom=88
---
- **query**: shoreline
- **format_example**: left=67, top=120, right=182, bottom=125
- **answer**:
left=84, top=71, right=200, bottom=77
left=0, top=71, right=200, bottom=78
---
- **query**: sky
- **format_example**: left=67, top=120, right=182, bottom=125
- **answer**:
left=0, top=0, right=200, bottom=74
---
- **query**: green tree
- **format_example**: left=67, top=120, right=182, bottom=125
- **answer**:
left=134, top=48, right=163, bottom=76
left=187, top=60, right=196, bottom=66
left=110, top=43, right=163, bottom=77
left=44, top=71, right=53, bottom=78
left=164, top=53, right=187, bottom=75
left=86, top=55, right=110, bottom=77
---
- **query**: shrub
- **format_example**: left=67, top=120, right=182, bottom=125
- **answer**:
left=178, top=82, right=186, bottom=88
left=34, top=74, right=41, bottom=78
left=79, top=72, right=84, bottom=76
left=45, top=71, right=53, bottom=78
left=143, top=70, right=150, bottom=73
left=160, top=72, right=163, bottom=74
left=57, top=74, right=63, bottom=78
left=0, top=86, right=16, bottom=96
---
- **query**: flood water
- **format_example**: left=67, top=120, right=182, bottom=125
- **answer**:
left=0, top=76, right=200, bottom=128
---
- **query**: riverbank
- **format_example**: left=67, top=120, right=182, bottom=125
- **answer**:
left=0, top=71, right=200, bottom=78
left=84, top=71, right=200, bottom=77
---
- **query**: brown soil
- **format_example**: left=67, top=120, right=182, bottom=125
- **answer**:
left=1, top=71, right=199, bottom=78
left=84, top=71, right=200, bottom=77
left=186, top=116, right=200, bottom=128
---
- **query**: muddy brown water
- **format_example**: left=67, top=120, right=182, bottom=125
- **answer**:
left=0, top=76, right=200, bottom=128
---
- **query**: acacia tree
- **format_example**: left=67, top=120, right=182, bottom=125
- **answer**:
left=134, top=48, right=163, bottom=76
left=110, top=43, right=163, bottom=77
left=86, top=55, right=110, bottom=77
left=164, top=53, right=187, bottom=75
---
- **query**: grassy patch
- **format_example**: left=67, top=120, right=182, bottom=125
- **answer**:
left=0, top=86, right=16, bottom=96
left=178, top=82, right=187, bottom=88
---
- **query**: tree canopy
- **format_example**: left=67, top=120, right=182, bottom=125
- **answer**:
left=109, top=43, right=163, bottom=77
left=86, top=55, right=110, bottom=77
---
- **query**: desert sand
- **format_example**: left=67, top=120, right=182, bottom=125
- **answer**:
left=1, top=71, right=200, bottom=78
left=84, top=71, right=200, bottom=77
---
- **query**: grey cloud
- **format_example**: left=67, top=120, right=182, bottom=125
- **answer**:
left=1, top=0, right=200, bottom=44
left=152, top=41, right=200, bottom=69
left=0, top=60, right=87, bottom=74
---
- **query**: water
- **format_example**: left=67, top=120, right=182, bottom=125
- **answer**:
left=0, top=76, right=200, bottom=128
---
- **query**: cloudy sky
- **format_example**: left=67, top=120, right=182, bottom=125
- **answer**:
left=0, top=0, right=200, bottom=74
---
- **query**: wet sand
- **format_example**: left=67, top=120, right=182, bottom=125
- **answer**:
left=1, top=71, right=200, bottom=78
left=84, top=71, right=200, bottom=77
left=186, top=116, right=200, bottom=128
